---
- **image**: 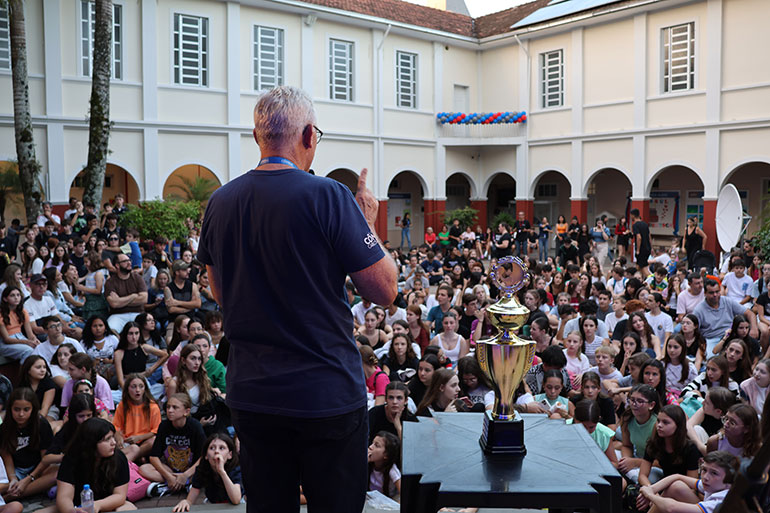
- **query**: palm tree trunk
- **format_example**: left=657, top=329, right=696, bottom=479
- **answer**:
left=82, top=0, right=112, bottom=210
left=8, top=0, right=43, bottom=224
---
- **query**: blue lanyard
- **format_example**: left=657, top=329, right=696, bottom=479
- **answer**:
left=258, top=156, right=301, bottom=170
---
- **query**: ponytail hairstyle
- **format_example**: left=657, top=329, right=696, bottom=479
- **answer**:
left=574, top=399, right=601, bottom=424
left=69, top=352, right=97, bottom=384
left=368, top=431, right=401, bottom=499
left=359, top=344, right=379, bottom=368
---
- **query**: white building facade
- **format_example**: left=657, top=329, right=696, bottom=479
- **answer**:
left=0, top=0, right=768, bottom=255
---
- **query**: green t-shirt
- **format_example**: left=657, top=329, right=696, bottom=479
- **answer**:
left=567, top=419, right=615, bottom=451
left=628, top=414, right=657, bottom=458
left=204, top=356, right=227, bottom=392
left=438, top=231, right=450, bottom=246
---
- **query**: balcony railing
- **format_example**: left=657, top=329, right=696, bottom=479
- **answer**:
left=436, top=111, right=527, bottom=138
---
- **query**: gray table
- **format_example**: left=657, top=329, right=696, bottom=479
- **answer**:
left=401, top=413, right=622, bottom=513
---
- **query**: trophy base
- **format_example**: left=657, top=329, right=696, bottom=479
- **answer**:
left=479, top=410, right=526, bottom=456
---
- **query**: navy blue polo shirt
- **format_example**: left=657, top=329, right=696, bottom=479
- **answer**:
left=198, top=167, right=384, bottom=417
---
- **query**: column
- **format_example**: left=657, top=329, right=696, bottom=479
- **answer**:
left=142, top=0, right=158, bottom=121
left=375, top=200, right=388, bottom=242
left=702, top=199, right=718, bottom=256
left=470, top=200, right=487, bottom=231
left=571, top=199, right=588, bottom=224
left=515, top=199, right=534, bottom=221
left=631, top=199, right=650, bottom=222
left=43, top=0, right=63, bottom=201
left=424, top=199, right=446, bottom=235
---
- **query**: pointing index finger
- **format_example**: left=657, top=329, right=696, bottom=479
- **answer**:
left=357, top=168, right=369, bottom=193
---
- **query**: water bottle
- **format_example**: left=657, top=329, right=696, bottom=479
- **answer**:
left=80, top=484, right=95, bottom=513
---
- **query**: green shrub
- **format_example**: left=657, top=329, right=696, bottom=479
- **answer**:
left=121, top=199, right=201, bottom=242
left=492, top=211, right=516, bottom=229
left=442, top=206, right=479, bottom=228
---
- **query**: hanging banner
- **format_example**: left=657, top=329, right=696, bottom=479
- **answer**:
left=649, top=191, right=679, bottom=235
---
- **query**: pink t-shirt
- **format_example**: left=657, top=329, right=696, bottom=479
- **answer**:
left=366, top=368, right=390, bottom=398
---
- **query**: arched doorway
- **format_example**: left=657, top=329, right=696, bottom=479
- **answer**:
left=647, top=165, right=704, bottom=244
left=722, top=161, right=770, bottom=238
left=387, top=171, right=425, bottom=249
left=586, top=168, right=632, bottom=227
left=326, top=168, right=358, bottom=194
left=445, top=173, right=473, bottom=212
left=163, top=164, right=221, bottom=204
left=485, top=172, right=516, bottom=227
left=531, top=170, right=571, bottom=223
left=70, top=163, right=140, bottom=207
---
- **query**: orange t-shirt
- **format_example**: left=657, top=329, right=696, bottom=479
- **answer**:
left=5, top=309, right=29, bottom=336
left=113, top=400, right=162, bottom=437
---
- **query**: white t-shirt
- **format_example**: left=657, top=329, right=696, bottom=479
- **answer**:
left=605, top=313, right=627, bottom=334
left=369, top=464, right=401, bottom=498
left=24, top=295, right=59, bottom=322
left=586, top=366, right=623, bottom=394
left=467, top=385, right=494, bottom=408
left=36, top=214, right=61, bottom=227
left=563, top=350, right=590, bottom=377
left=695, top=480, right=729, bottom=513
left=351, top=302, right=374, bottom=325
left=32, top=337, right=84, bottom=363
left=384, top=307, right=406, bottom=326
left=84, top=335, right=119, bottom=361
left=677, top=288, right=704, bottom=316
left=723, top=272, right=754, bottom=303
left=645, top=311, right=673, bottom=345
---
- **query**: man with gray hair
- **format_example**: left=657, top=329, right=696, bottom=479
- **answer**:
left=36, top=201, right=61, bottom=228
left=198, top=86, right=397, bottom=513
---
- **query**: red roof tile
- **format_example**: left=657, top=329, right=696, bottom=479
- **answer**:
left=474, top=0, right=552, bottom=38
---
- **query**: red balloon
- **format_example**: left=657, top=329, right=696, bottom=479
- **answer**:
left=521, top=115, right=527, bottom=121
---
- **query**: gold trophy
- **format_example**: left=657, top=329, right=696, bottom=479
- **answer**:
left=477, top=256, right=536, bottom=455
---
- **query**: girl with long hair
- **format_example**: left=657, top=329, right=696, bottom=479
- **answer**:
left=167, top=345, right=214, bottom=418
left=680, top=314, right=707, bottom=372
left=42, top=268, right=79, bottom=326
left=614, top=332, right=642, bottom=377
left=0, top=264, right=29, bottom=298
left=680, top=355, right=738, bottom=398
left=456, top=355, right=494, bottom=411
left=704, top=403, right=761, bottom=458
left=62, top=352, right=115, bottom=411
left=740, top=358, right=770, bottom=416
left=407, top=354, right=441, bottom=408
left=640, top=359, right=678, bottom=406
left=113, top=322, right=168, bottom=390
left=77, top=252, right=109, bottom=321
left=0, top=286, right=38, bottom=363
left=627, top=311, right=661, bottom=359
left=0, top=388, right=57, bottom=500
left=579, top=314, right=606, bottom=366
left=570, top=399, right=618, bottom=466
left=203, top=310, right=228, bottom=364
left=49, top=342, right=78, bottom=388
left=546, top=270, right=565, bottom=298
left=54, top=418, right=132, bottom=512
left=42, top=393, right=97, bottom=467
left=172, top=433, right=242, bottom=511
left=81, top=314, right=118, bottom=381
left=135, top=312, right=168, bottom=383
left=46, top=243, right=69, bottom=271
left=563, top=330, right=591, bottom=380
left=18, top=356, right=59, bottom=430
left=721, top=338, right=753, bottom=384
left=662, top=334, right=697, bottom=396
left=619, top=384, right=660, bottom=481
left=636, top=405, right=700, bottom=510
left=113, top=374, right=161, bottom=462
left=416, top=368, right=461, bottom=416
left=380, top=333, right=418, bottom=383
left=59, top=263, right=84, bottom=313
left=405, top=305, right=430, bottom=352
left=429, top=311, right=469, bottom=363
left=361, top=345, right=390, bottom=407
left=569, top=371, right=616, bottom=430
left=367, top=431, right=401, bottom=500
left=357, top=310, right=389, bottom=350
left=713, top=314, right=760, bottom=367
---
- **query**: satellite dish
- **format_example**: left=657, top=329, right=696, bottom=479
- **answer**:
left=716, top=184, right=751, bottom=252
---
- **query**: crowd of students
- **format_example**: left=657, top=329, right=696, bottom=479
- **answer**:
left=0, top=197, right=241, bottom=511
left=357, top=220, right=768, bottom=511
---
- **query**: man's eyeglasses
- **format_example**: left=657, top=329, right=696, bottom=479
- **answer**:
left=313, top=125, right=323, bottom=144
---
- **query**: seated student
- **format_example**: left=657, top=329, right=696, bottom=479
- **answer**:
left=407, top=354, right=441, bottom=408
left=636, top=405, right=701, bottom=503
left=562, top=330, right=591, bottom=382
left=51, top=418, right=132, bottom=513
left=680, top=355, right=739, bottom=398
left=379, top=333, right=419, bottom=384
left=533, top=369, right=574, bottom=419
left=713, top=314, right=761, bottom=367
left=640, top=359, right=679, bottom=406
left=191, top=334, right=226, bottom=396
left=569, top=399, right=618, bottom=467
left=525, top=345, right=572, bottom=396
left=368, top=382, right=417, bottom=442
left=42, top=393, right=97, bottom=467
left=113, top=374, right=161, bottom=462
left=416, top=368, right=461, bottom=417
left=662, top=334, right=698, bottom=397
left=703, top=403, right=760, bottom=459
left=61, top=352, right=115, bottom=411
left=605, top=352, right=652, bottom=399
left=614, top=332, right=643, bottom=378
left=65, top=378, right=111, bottom=420
left=585, top=345, right=623, bottom=394
left=619, top=384, right=660, bottom=482
left=0, top=463, right=23, bottom=513
left=639, top=450, right=738, bottom=513
left=361, top=345, right=391, bottom=408
left=113, top=321, right=168, bottom=391
left=0, top=388, right=57, bottom=501
left=605, top=295, right=628, bottom=335
left=0, top=286, right=38, bottom=364
left=17, top=355, right=59, bottom=430
left=740, top=358, right=770, bottom=416
left=570, top=371, right=617, bottom=430
left=719, top=338, right=753, bottom=385
left=172, top=433, right=243, bottom=512
left=139, top=393, right=206, bottom=495
left=368, top=431, right=401, bottom=501
left=686, top=387, right=737, bottom=455
left=456, top=356, right=494, bottom=411
left=167, top=344, right=224, bottom=436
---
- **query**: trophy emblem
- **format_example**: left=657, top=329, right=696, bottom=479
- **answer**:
left=477, top=256, right=536, bottom=455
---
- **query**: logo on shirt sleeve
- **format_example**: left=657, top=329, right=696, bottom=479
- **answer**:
left=364, top=232, right=378, bottom=249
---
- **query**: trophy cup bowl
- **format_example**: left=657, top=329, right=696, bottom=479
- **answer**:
left=477, top=256, right=536, bottom=456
